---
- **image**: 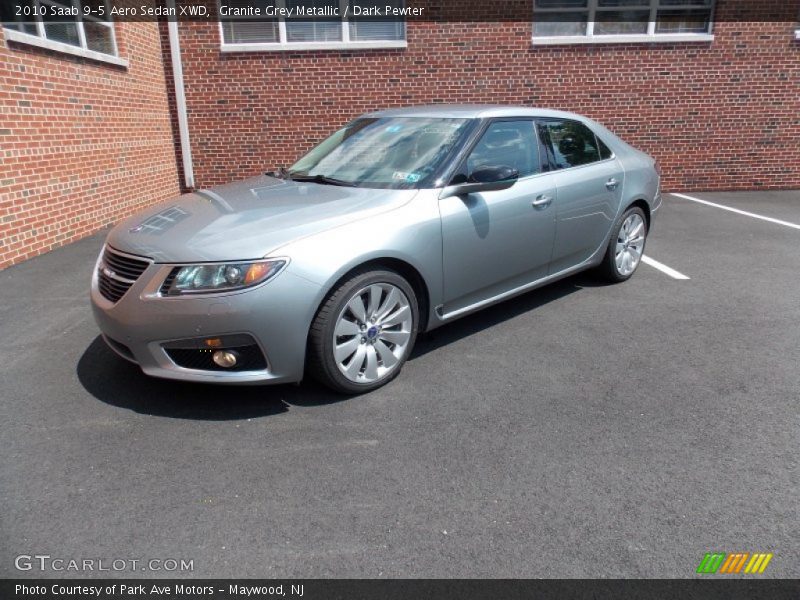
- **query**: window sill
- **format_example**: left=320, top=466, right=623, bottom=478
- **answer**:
left=3, top=29, right=128, bottom=67
left=220, top=40, right=407, bottom=52
left=532, top=33, right=714, bottom=45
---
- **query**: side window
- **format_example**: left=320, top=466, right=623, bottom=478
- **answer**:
left=537, top=119, right=602, bottom=169
left=463, top=121, right=541, bottom=179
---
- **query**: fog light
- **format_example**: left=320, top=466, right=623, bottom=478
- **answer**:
left=212, top=350, right=238, bottom=368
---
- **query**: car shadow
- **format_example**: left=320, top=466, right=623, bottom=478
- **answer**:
left=78, top=271, right=603, bottom=420
left=411, top=271, right=603, bottom=358
left=76, top=336, right=348, bottom=421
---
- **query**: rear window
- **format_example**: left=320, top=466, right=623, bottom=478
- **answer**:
left=538, top=119, right=609, bottom=169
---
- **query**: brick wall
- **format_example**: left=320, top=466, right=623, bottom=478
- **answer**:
left=175, top=1, right=799, bottom=192
left=2, top=1, right=798, bottom=270
left=0, top=22, right=180, bottom=269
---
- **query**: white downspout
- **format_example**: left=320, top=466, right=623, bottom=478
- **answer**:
left=166, top=2, right=195, bottom=189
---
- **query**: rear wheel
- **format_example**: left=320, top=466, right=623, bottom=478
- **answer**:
left=598, top=206, right=648, bottom=282
left=308, top=269, right=419, bottom=394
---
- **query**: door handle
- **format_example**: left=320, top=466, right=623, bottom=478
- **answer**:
left=531, top=195, right=553, bottom=208
left=606, top=178, right=620, bottom=190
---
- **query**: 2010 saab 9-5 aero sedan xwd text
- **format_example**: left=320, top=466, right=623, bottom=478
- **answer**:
left=91, top=106, right=661, bottom=393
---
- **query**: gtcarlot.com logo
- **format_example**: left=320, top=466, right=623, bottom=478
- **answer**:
left=15, top=554, right=194, bottom=573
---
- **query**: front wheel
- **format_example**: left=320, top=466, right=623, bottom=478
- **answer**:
left=598, top=206, right=648, bottom=283
left=307, top=269, right=419, bottom=394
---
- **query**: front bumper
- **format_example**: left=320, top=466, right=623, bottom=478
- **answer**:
left=90, top=249, right=322, bottom=385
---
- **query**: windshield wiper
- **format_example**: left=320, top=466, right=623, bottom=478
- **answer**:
left=286, top=173, right=357, bottom=187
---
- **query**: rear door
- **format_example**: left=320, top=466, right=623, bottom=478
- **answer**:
left=537, top=119, right=624, bottom=274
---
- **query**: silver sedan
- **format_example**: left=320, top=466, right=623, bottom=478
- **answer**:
left=91, top=105, right=661, bottom=393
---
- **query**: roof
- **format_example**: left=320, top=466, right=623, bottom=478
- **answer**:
left=363, top=104, right=583, bottom=120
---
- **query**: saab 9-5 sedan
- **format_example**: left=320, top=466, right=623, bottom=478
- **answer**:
left=91, top=105, right=661, bottom=393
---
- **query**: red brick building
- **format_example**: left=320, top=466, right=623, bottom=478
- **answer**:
left=1, top=0, right=799, bottom=269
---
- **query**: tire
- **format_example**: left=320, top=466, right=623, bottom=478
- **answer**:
left=307, top=268, right=419, bottom=394
left=598, top=205, right=648, bottom=283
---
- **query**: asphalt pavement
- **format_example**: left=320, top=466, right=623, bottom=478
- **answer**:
left=0, top=191, right=798, bottom=578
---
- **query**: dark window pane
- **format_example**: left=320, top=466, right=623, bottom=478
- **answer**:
left=467, top=121, right=541, bottom=178
left=349, top=20, right=405, bottom=41
left=594, top=9, right=650, bottom=34
left=539, top=120, right=601, bottom=169
left=349, top=1, right=405, bottom=41
left=286, top=19, right=342, bottom=42
left=42, top=7, right=80, bottom=47
left=534, top=13, right=588, bottom=36
left=656, top=9, right=712, bottom=33
left=83, top=20, right=114, bottom=54
left=285, top=0, right=341, bottom=42
left=221, top=20, right=279, bottom=44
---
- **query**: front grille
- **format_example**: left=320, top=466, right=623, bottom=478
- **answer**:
left=165, top=344, right=268, bottom=372
left=97, top=247, right=150, bottom=303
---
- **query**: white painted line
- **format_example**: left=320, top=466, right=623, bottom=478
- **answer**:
left=641, top=255, right=690, bottom=280
left=671, top=193, right=800, bottom=230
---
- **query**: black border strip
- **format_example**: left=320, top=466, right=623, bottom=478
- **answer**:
left=2, top=579, right=800, bottom=600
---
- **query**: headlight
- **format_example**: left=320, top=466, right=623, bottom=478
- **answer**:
left=162, top=259, right=286, bottom=296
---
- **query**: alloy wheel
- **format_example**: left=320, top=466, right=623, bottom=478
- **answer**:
left=332, top=283, right=413, bottom=384
left=615, top=213, right=646, bottom=276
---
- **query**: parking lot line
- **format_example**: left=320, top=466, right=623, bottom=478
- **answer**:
left=672, top=193, right=800, bottom=230
left=641, top=255, right=690, bottom=280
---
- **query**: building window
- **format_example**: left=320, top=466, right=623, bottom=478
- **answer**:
left=2, top=0, right=121, bottom=63
left=220, top=0, right=406, bottom=50
left=533, top=0, right=715, bottom=44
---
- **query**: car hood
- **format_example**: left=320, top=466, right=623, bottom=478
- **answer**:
left=107, top=175, right=417, bottom=263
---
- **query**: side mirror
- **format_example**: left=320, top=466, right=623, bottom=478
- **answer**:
left=440, top=165, right=519, bottom=199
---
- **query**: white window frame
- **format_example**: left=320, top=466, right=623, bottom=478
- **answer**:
left=219, top=0, right=407, bottom=52
left=3, top=0, right=126, bottom=66
left=532, top=0, right=715, bottom=45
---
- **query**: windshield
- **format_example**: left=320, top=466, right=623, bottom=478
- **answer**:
left=288, top=117, right=474, bottom=189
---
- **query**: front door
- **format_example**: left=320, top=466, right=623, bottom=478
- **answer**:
left=439, top=120, right=557, bottom=315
